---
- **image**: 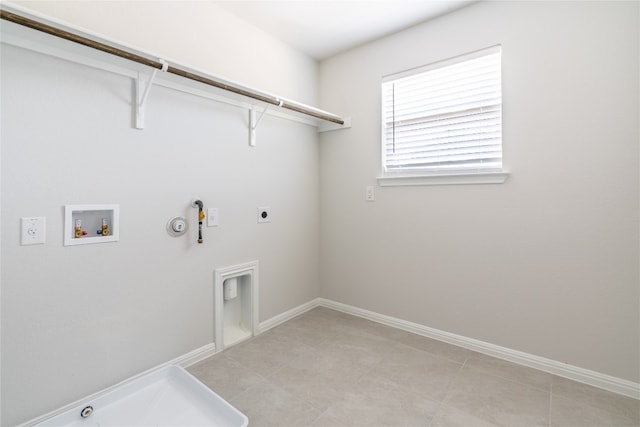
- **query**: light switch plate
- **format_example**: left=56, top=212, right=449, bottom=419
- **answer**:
left=21, top=217, right=46, bottom=245
left=207, top=208, right=219, bottom=227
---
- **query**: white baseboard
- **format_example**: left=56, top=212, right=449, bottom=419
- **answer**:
left=174, top=343, right=217, bottom=368
left=258, top=297, right=321, bottom=333
left=317, top=298, right=640, bottom=400
left=22, top=297, right=639, bottom=426
left=21, top=343, right=216, bottom=426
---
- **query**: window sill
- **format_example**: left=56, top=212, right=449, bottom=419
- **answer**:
left=377, top=171, right=509, bottom=187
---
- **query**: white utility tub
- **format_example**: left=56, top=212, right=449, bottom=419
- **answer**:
left=34, top=365, right=248, bottom=426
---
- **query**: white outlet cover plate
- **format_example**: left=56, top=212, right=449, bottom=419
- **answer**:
left=21, top=217, right=46, bottom=245
left=365, top=185, right=375, bottom=201
left=257, top=207, right=271, bottom=223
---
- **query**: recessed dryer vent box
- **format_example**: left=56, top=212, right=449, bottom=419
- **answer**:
left=64, top=204, right=119, bottom=246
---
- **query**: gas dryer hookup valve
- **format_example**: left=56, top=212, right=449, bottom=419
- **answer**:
left=192, top=199, right=205, bottom=244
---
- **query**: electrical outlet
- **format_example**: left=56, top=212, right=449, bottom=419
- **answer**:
left=207, top=208, right=219, bottom=227
left=257, top=207, right=271, bottom=223
left=21, top=217, right=46, bottom=245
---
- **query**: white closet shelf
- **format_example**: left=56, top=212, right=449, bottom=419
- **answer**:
left=0, top=4, right=351, bottom=133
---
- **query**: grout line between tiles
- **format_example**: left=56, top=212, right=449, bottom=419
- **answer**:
left=427, top=352, right=471, bottom=427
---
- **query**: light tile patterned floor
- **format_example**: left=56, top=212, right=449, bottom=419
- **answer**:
left=188, top=307, right=640, bottom=427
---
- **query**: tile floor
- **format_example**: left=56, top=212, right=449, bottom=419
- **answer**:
left=188, top=307, right=640, bottom=427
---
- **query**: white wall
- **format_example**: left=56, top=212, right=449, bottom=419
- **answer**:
left=11, top=0, right=318, bottom=105
left=1, top=3, right=320, bottom=425
left=319, top=1, right=639, bottom=383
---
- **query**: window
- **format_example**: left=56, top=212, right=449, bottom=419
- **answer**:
left=379, top=46, right=508, bottom=186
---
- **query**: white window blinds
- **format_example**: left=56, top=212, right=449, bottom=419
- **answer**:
left=382, top=46, right=502, bottom=175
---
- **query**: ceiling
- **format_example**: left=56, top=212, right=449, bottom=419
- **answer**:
left=216, top=1, right=476, bottom=60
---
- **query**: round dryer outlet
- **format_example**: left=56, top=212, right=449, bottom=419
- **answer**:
left=257, top=207, right=271, bottom=223
left=167, top=217, right=188, bottom=237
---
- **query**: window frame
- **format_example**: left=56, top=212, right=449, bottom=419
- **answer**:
left=377, top=46, right=509, bottom=187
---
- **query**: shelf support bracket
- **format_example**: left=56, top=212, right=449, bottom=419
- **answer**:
left=135, top=59, right=168, bottom=129
left=249, top=99, right=282, bottom=146
left=249, top=103, right=269, bottom=147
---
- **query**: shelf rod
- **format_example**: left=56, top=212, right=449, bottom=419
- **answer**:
left=0, top=8, right=346, bottom=126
